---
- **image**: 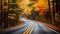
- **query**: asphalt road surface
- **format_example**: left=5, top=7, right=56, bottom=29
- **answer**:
left=0, top=18, right=60, bottom=34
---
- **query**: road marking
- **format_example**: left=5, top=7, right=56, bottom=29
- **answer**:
left=48, top=27, right=60, bottom=34
left=23, top=22, right=34, bottom=34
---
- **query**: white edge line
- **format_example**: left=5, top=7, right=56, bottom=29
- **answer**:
left=47, top=26, right=60, bottom=34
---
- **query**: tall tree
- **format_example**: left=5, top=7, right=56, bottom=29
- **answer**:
left=0, top=0, right=2, bottom=28
left=48, top=0, right=52, bottom=24
left=30, top=8, right=39, bottom=20
left=52, top=0, right=55, bottom=25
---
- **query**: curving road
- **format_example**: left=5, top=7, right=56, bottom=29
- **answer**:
left=0, top=18, right=59, bottom=34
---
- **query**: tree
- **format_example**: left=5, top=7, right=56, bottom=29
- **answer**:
left=30, top=8, right=39, bottom=20
left=48, top=0, right=52, bottom=24
left=44, top=11, right=50, bottom=23
left=0, top=0, right=2, bottom=28
left=8, top=0, right=23, bottom=26
left=0, top=0, right=23, bottom=28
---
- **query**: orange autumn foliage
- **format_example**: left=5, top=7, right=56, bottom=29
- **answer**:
left=35, top=5, right=46, bottom=16
left=34, top=0, right=48, bottom=16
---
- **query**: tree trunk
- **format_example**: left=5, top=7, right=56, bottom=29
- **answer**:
left=48, top=0, right=52, bottom=24
left=52, top=0, right=55, bottom=25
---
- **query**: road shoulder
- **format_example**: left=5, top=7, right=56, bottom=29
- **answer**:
left=0, top=21, right=25, bottom=30
left=40, top=22, right=60, bottom=33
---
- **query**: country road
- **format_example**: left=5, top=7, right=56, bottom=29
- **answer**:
left=0, top=18, right=59, bottom=34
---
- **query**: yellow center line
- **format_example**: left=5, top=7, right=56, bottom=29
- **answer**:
left=23, top=22, right=34, bottom=34
left=23, top=25, right=31, bottom=34
left=29, top=22, right=34, bottom=34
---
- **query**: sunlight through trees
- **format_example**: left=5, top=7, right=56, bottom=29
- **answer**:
left=0, top=0, right=60, bottom=29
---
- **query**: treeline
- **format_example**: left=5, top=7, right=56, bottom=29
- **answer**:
left=26, top=0, right=60, bottom=28
left=0, top=0, right=23, bottom=29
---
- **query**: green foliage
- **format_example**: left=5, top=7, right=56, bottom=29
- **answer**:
left=12, top=0, right=17, bottom=3
left=28, top=3, right=34, bottom=6
left=0, top=4, right=1, bottom=8
left=0, top=0, right=24, bottom=28
left=10, top=4, right=19, bottom=9
left=4, top=2, right=8, bottom=6
left=30, top=0, right=38, bottom=2
left=30, top=8, right=39, bottom=20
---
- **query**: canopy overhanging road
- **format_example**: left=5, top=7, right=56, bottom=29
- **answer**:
left=0, top=18, right=59, bottom=34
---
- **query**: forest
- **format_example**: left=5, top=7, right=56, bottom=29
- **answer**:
left=0, top=0, right=60, bottom=29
